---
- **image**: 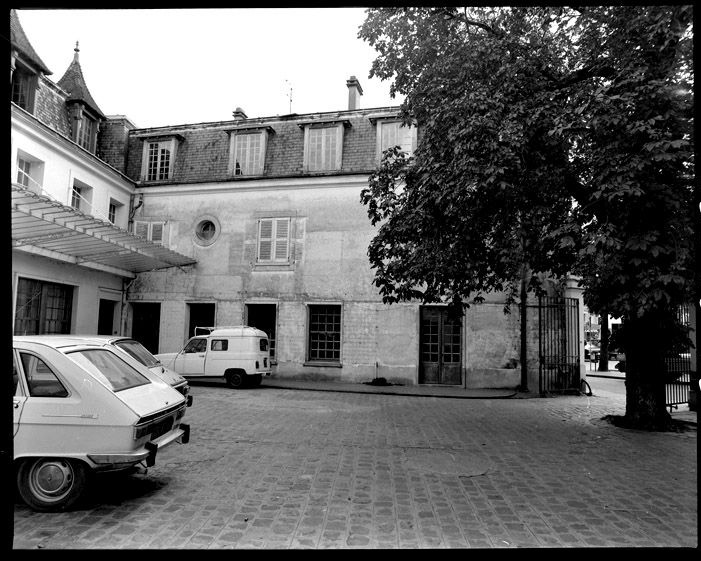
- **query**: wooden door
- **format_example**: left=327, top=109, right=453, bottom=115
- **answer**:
left=420, top=307, right=462, bottom=385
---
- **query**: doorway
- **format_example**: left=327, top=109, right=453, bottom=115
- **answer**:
left=187, top=303, right=216, bottom=339
left=98, top=299, right=116, bottom=335
left=419, top=306, right=462, bottom=385
left=246, top=303, right=277, bottom=361
left=131, top=302, right=161, bottom=354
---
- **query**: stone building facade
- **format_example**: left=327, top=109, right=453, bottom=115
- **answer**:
left=10, top=10, right=585, bottom=391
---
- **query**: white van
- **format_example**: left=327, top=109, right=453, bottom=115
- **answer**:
left=155, top=326, right=272, bottom=389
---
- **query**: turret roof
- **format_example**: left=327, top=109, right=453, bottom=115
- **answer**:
left=57, top=42, right=106, bottom=119
left=10, top=9, right=52, bottom=75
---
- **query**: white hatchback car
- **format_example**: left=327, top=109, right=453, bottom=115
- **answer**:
left=30, top=335, right=193, bottom=407
left=13, top=336, right=190, bottom=512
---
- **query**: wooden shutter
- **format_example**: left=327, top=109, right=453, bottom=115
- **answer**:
left=134, top=221, right=149, bottom=238
left=258, top=219, right=273, bottom=261
left=151, top=222, right=164, bottom=244
left=274, top=218, right=290, bottom=260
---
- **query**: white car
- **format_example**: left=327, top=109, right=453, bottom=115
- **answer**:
left=30, top=335, right=193, bottom=407
left=13, top=336, right=190, bottom=512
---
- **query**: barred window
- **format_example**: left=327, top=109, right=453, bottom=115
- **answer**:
left=307, top=305, right=341, bottom=362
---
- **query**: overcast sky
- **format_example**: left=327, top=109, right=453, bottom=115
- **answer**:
left=16, top=7, right=403, bottom=129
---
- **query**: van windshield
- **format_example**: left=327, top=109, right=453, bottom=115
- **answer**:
left=114, top=339, right=160, bottom=367
left=67, top=349, right=150, bottom=392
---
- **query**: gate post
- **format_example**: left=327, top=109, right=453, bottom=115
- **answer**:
left=565, top=275, right=585, bottom=383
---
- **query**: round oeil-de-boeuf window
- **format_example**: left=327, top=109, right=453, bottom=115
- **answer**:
left=194, top=217, right=219, bottom=245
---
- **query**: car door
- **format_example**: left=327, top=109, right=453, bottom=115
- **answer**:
left=13, top=350, right=26, bottom=437
left=173, top=337, right=207, bottom=377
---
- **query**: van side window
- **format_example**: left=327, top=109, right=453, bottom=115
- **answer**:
left=183, top=338, right=207, bottom=353
left=260, top=339, right=268, bottom=352
left=20, top=353, right=69, bottom=398
left=211, top=339, right=228, bottom=351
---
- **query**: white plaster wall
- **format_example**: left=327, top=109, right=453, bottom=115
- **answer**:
left=12, top=250, right=125, bottom=335
left=11, top=109, right=133, bottom=228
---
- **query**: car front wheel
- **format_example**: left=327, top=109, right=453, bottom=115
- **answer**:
left=17, top=457, right=87, bottom=512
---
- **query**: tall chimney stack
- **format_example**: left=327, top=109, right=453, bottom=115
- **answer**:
left=346, top=76, right=363, bottom=110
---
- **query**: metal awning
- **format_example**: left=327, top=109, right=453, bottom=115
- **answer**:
left=12, top=184, right=197, bottom=275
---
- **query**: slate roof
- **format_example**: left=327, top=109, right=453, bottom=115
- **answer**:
left=10, top=9, right=52, bottom=75
left=56, top=44, right=106, bottom=119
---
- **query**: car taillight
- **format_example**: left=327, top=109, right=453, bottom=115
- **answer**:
left=264, top=357, right=267, bottom=367
left=256, top=361, right=259, bottom=369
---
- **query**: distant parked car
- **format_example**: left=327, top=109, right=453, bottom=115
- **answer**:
left=156, top=326, right=271, bottom=388
left=584, top=342, right=600, bottom=361
left=23, top=335, right=192, bottom=406
left=13, top=336, right=190, bottom=511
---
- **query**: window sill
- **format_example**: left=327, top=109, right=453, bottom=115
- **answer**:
left=303, top=361, right=342, bottom=368
left=253, top=262, right=294, bottom=271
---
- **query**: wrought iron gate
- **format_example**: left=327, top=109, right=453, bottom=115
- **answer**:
left=539, top=296, right=581, bottom=394
left=665, top=303, right=692, bottom=409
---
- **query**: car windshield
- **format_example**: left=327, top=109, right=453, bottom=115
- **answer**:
left=67, top=349, right=150, bottom=392
left=114, top=339, right=159, bottom=367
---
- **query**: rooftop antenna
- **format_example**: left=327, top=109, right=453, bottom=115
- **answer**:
left=284, top=79, right=293, bottom=113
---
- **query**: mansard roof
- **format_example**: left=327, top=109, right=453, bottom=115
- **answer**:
left=10, top=9, right=52, bottom=75
left=57, top=43, right=106, bottom=119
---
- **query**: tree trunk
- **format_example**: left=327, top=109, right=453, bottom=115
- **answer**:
left=622, top=312, right=672, bottom=430
left=598, top=312, right=609, bottom=371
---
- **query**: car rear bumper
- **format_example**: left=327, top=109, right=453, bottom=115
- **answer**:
left=87, top=424, right=190, bottom=471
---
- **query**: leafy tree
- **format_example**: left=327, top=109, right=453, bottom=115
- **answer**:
left=359, top=6, right=695, bottom=430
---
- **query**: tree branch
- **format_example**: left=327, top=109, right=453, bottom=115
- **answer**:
left=435, top=8, right=503, bottom=37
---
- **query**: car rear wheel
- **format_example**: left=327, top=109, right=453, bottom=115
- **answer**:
left=17, top=457, right=87, bottom=512
left=226, top=370, right=245, bottom=389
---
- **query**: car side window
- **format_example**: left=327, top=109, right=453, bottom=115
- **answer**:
left=211, top=339, right=228, bottom=351
left=13, top=353, right=22, bottom=395
left=20, top=352, right=69, bottom=398
left=183, top=338, right=207, bottom=353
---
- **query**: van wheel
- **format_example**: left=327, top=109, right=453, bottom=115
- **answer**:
left=251, top=374, right=262, bottom=387
left=226, top=371, right=245, bottom=389
left=17, top=458, right=87, bottom=512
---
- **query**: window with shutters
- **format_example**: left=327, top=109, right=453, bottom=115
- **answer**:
left=133, top=220, right=166, bottom=245
left=376, top=119, right=417, bottom=162
left=257, top=217, right=291, bottom=263
left=229, top=131, right=268, bottom=176
left=140, top=138, right=178, bottom=181
left=303, top=124, right=344, bottom=172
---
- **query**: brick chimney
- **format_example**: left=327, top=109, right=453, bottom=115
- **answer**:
left=346, top=76, right=363, bottom=110
left=232, top=107, right=248, bottom=120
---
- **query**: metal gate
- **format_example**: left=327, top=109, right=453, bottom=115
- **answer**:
left=665, top=303, right=691, bottom=409
left=539, top=296, right=580, bottom=394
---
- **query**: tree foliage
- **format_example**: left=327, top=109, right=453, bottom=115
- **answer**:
left=359, top=6, right=695, bottom=429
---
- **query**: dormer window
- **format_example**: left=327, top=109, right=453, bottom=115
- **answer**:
left=139, top=136, right=182, bottom=182
left=375, top=118, right=417, bottom=162
left=227, top=127, right=272, bottom=176
left=11, top=64, right=38, bottom=113
left=77, top=114, right=97, bottom=152
left=300, top=120, right=350, bottom=173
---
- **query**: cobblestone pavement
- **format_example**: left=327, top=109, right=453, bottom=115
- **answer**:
left=13, top=384, right=697, bottom=549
